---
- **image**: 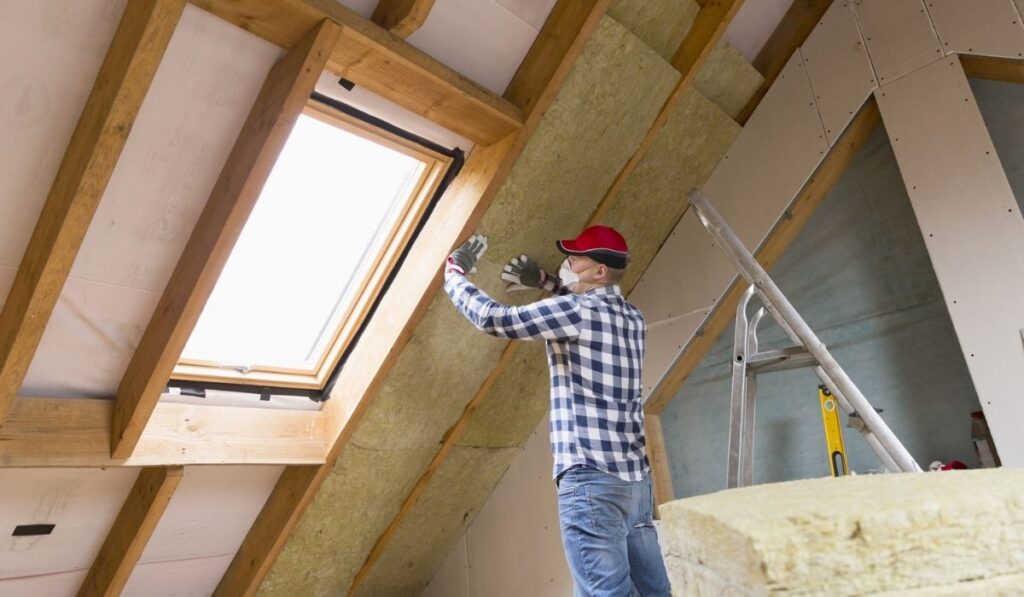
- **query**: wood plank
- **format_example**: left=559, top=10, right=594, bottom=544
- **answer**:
left=646, top=414, right=675, bottom=512
left=112, top=20, right=340, bottom=460
left=736, top=0, right=832, bottom=125
left=212, top=4, right=608, bottom=596
left=0, top=0, right=184, bottom=425
left=588, top=0, right=745, bottom=224
left=1, top=398, right=325, bottom=467
left=77, top=466, right=184, bottom=597
left=646, top=98, right=881, bottom=415
left=193, top=0, right=523, bottom=145
left=372, top=0, right=436, bottom=38
left=960, top=55, right=1024, bottom=85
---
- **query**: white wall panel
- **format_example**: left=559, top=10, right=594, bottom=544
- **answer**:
left=802, top=1, right=877, bottom=145
left=876, top=58, right=1024, bottom=466
left=927, top=0, right=1024, bottom=59
left=122, top=554, right=235, bottom=597
left=703, top=51, right=827, bottom=250
left=0, top=468, right=139, bottom=579
left=852, top=0, right=943, bottom=84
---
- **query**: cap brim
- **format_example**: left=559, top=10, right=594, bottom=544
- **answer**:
left=555, top=240, right=628, bottom=269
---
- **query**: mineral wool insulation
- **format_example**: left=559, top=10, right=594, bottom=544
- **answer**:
left=259, top=5, right=759, bottom=595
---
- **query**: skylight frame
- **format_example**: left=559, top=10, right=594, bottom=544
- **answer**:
left=171, top=101, right=452, bottom=389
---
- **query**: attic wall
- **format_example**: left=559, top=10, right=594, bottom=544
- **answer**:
left=663, top=125, right=984, bottom=498
left=257, top=14, right=683, bottom=596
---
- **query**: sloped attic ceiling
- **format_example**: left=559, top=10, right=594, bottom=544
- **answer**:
left=0, top=0, right=780, bottom=595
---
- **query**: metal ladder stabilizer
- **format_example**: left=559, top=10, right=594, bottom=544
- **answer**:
left=688, top=190, right=922, bottom=489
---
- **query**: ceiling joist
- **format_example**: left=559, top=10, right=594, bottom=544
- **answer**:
left=112, top=19, right=340, bottom=460
left=212, top=3, right=610, bottom=595
left=372, top=0, right=436, bottom=38
left=77, top=466, right=184, bottom=597
left=0, top=0, right=184, bottom=427
left=1, top=397, right=325, bottom=467
left=193, top=0, right=522, bottom=145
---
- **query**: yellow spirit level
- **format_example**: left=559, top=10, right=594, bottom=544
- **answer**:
left=818, top=385, right=848, bottom=476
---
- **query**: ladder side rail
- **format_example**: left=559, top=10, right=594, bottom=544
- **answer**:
left=690, top=191, right=921, bottom=473
left=727, top=285, right=757, bottom=488
left=740, top=306, right=765, bottom=487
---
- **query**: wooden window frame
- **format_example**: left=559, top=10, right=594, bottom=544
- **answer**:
left=171, top=100, right=452, bottom=390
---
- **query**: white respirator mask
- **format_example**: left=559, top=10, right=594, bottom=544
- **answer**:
left=558, top=259, right=578, bottom=289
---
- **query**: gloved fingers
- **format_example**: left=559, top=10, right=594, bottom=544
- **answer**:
left=500, top=271, right=520, bottom=284
left=502, top=264, right=523, bottom=278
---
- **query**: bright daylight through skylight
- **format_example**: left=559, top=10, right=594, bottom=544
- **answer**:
left=181, top=113, right=427, bottom=372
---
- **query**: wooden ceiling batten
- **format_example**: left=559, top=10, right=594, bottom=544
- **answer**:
left=77, top=466, right=184, bottom=597
left=372, top=0, right=436, bottom=38
left=213, top=3, right=610, bottom=596
left=0, top=0, right=184, bottom=427
left=112, top=19, right=340, bottom=460
left=192, top=0, right=522, bottom=145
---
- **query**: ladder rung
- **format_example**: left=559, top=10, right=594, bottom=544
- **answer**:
left=746, top=346, right=816, bottom=372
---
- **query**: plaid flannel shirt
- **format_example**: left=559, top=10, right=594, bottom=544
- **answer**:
left=444, top=273, right=649, bottom=482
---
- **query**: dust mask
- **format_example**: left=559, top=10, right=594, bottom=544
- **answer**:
left=558, top=258, right=578, bottom=288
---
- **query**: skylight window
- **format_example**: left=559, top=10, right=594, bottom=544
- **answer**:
left=174, top=104, right=450, bottom=389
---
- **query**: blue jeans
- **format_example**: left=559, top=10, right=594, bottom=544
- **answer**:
left=556, top=466, right=672, bottom=596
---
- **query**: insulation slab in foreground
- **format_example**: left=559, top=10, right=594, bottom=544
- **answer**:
left=659, top=469, right=1024, bottom=595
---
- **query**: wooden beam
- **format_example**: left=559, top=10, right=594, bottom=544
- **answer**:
left=589, top=0, right=745, bottom=224
left=112, top=20, right=340, bottom=460
left=372, top=0, right=435, bottom=38
left=0, top=0, right=183, bottom=426
left=0, top=397, right=325, bottom=467
left=646, top=98, right=881, bottom=415
left=213, top=3, right=609, bottom=596
left=646, top=414, right=675, bottom=512
left=192, top=0, right=522, bottom=145
left=960, top=55, right=1024, bottom=85
left=77, top=466, right=184, bottom=597
left=736, top=0, right=832, bottom=125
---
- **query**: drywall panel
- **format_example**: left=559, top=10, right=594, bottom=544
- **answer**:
left=702, top=50, right=828, bottom=250
left=802, top=1, right=877, bottom=145
left=608, top=0, right=700, bottom=61
left=260, top=16, right=683, bottom=596
left=0, top=569, right=86, bottom=596
left=20, top=4, right=282, bottom=398
left=123, top=554, right=235, bottom=597
left=693, top=42, right=765, bottom=120
left=852, top=0, right=943, bottom=85
left=21, top=279, right=159, bottom=398
left=927, top=0, right=1024, bottom=59
left=424, top=415, right=573, bottom=597
left=134, top=466, right=282, bottom=564
left=0, top=468, right=139, bottom=579
left=406, top=0, right=553, bottom=94
left=724, top=0, right=793, bottom=63
left=876, top=57, right=1024, bottom=466
left=72, top=4, right=283, bottom=292
left=0, top=0, right=127, bottom=270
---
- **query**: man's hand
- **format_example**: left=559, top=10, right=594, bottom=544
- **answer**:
left=501, top=255, right=553, bottom=292
left=446, top=234, right=488, bottom=277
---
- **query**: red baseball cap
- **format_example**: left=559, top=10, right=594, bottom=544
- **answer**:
left=556, top=225, right=629, bottom=269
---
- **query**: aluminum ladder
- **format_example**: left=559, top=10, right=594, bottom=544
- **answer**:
left=688, top=191, right=922, bottom=489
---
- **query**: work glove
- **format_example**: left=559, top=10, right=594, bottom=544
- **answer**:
left=500, top=255, right=556, bottom=292
left=446, top=234, right=488, bottom=277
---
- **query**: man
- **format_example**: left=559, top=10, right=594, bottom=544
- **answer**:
left=443, top=225, right=671, bottom=597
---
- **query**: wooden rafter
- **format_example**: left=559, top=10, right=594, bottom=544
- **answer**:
left=645, top=98, right=882, bottom=415
left=588, top=0, right=745, bottom=224
left=372, top=0, right=436, bottom=38
left=192, top=0, right=522, bottom=145
left=0, top=0, right=184, bottom=426
left=77, top=466, right=184, bottom=597
left=112, top=19, right=341, bottom=460
left=213, top=3, right=610, bottom=595
left=736, top=0, right=833, bottom=125
left=1, top=397, right=325, bottom=467
left=960, top=55, right=1024, bottom=85
left=646, top=414, right=675, bottom=510
left=345, top=1, right=745, bottom=590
